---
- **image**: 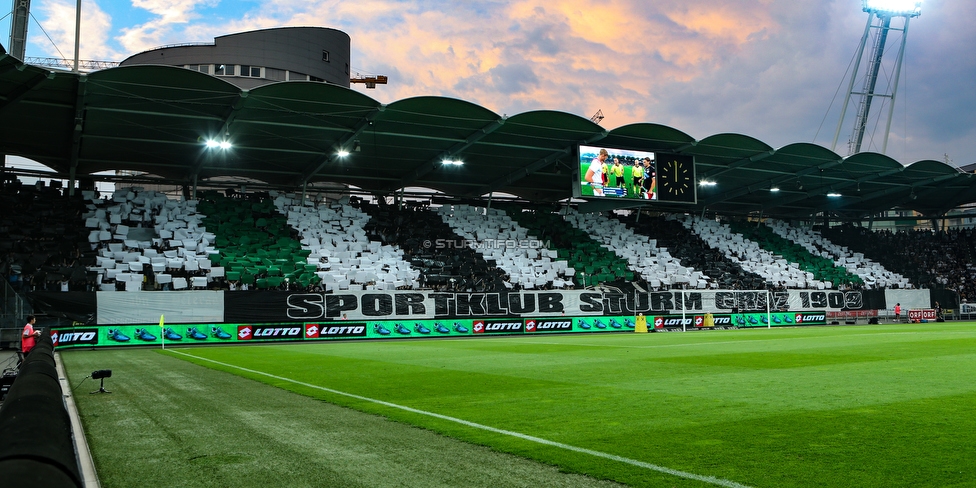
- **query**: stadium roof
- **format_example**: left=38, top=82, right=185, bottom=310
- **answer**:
left=2, top=47, right=974, bottom=220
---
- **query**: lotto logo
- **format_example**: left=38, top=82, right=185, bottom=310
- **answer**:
left=525, top=320, right=536, bottom=332
left=238, top=326, right=253, bottom=340
left=472, top=321, right=485, bottom=333
left=306, top=324, right=320, bottom=338
left=795, top=314, right=803, bottom=324
left=654, top=317, right=664, bottom=328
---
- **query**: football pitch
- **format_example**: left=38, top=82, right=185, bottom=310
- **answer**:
left=61, top=322, right=976, bottom=487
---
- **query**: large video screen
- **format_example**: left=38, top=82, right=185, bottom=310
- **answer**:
left=577, top=145, right=657, bottom=200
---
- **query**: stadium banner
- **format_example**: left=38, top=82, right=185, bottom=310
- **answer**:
left=96, top=291, right=224, bottom=325
left=48, top=316, right=637, bottom=348
left=650, top=314, right=736, bottom=330
left=732, top=312, right=827, bottom=328
left=883, top=289, right=931, bottom=312
left=67, top=289, right=879, bottom=326
left=224, top=289, right=872, bottom=323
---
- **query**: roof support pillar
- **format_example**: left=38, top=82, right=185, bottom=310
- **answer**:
left=67, top=74, right=87, bottom=196
left=294, top=105, right=386, bottom=187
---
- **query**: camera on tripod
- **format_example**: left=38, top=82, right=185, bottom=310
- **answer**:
left=90, top=369, right=112, bottom=394
left=91, top=369, right=112, bottom=379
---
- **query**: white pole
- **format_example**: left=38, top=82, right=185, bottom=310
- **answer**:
left=681, top=290, right=687, bottom=332
left=767, top=290, right=772, bottom=329
left=73, top=0, right=81, bottom=73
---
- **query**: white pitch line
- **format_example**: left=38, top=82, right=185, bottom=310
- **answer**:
left=170, top=350, right=752, bottom=488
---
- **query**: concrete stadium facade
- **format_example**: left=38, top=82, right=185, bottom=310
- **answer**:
left=120, top=26, right=351, bottom=89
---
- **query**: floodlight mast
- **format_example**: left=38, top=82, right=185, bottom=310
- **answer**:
left=831, top=1, right=921, bottom=156
left=7, top=0, right=31, bottom=60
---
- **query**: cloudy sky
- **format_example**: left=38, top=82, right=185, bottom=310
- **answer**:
left=4, top=0, right=974, bottom=167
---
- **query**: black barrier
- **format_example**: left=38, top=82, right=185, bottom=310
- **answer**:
left=860, top=289, right=887, bottom=312
left=0, top=334, right=82, bottom=488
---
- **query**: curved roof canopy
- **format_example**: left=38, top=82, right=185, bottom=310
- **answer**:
left=1, top=51, right=973, bottom=219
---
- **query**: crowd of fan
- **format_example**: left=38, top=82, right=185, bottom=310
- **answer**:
left=0, top=180, right=94, bottom=292
left=356, top=198, right=511, bottom=292
left=5, top=177, right=976, bottom=301
left=822, top=224, right=976, bottom=301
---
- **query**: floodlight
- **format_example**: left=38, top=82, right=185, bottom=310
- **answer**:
left=698, top=180, right=716, bottom=187
left=205, top=139, right=232, bottom=150
left=862, top=0, right=921, bottom=17
left=336, top=149, right=350, bottom=158
left=770, top=187, right=780, bottom=192
left=827, top=192, right=842, bottom=198
left=442, top=159, right=463, bottom=166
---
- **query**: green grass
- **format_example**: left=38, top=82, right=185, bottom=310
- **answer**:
left=63, top=323, right=976, bottom=487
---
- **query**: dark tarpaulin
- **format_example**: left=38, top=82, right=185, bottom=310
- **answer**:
left=224, top=291, right=295, bottom=323
left=28, top=292, right=96, bottom=324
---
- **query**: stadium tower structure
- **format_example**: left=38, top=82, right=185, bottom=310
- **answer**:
left=120, top=27, right=353, bottom=90
left=831, top=0, right=921, bottom=156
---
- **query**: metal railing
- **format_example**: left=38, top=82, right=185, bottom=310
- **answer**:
left=24, top=57, right=120, bottom=72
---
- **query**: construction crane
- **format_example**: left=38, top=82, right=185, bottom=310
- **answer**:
left=590, top=109, right=605, bottom=125
left=350, top=75, right=389, bottom=89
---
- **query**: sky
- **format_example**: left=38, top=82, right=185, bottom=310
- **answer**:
left=2, top=0, right=975, bottom=169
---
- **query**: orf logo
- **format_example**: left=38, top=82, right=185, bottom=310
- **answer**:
left=525, top=320, right=536, bottom=332
left=237, top=326, right=254, bottom=340
left=654, top=317, right=664, bottom=329
left=305, top=324, right=320, bottom=338
left=473, top=321, right=485, bottom=334
left=794, top=314, right=803, bottom=324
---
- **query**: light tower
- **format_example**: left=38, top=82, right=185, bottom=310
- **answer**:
left=7, top=0, right=32, bottom=60
left=831, top=0, right=921, bottom=156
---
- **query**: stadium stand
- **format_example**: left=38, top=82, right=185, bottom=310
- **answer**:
left=501, top=207, right=633, bottom=288
left=614, top=213, right=768, bottom=290
left=274, top=194, right=418, bottom=291
left=83, top=188, right=217, bottom=291
left=436, top=204, right=574, bottom=289
left=726, top=220, right=864, bottom=289
left=0, top=181, right=93, bottom=294
left=680, top=215, right=820, bottom=289
left=196, top=192, right=315, bottom=291
left=562, top=209, right=706, bottom=289
left=357, top=200, right=509, bottom=292
left=764, top=219, right=910, bottom=289
left=823, top=224, right=973, bottom=297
